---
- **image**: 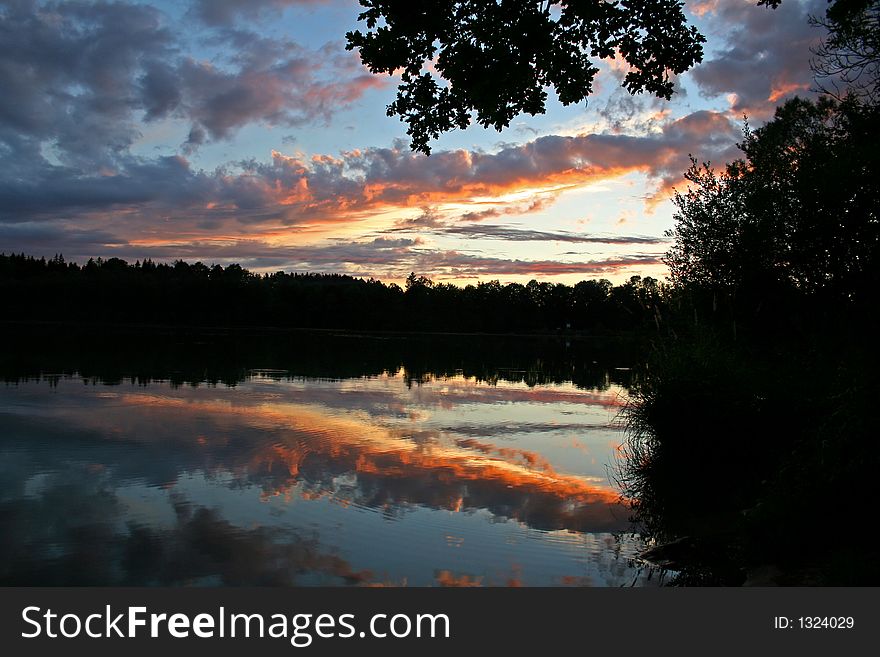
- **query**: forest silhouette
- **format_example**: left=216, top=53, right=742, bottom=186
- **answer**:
left=0, top=253, right=663, bottom=335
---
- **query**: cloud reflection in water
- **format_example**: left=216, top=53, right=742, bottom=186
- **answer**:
left=0, top=371, right=654, bottom=586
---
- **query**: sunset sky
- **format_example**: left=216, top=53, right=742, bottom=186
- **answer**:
left=0, top=0, right=827, bottom=285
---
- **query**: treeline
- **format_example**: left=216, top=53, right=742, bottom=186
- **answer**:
left=0, top=253, right=663, bottom=334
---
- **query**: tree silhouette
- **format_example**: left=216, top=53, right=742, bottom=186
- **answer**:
left=665, top=96, right=880, bottom=308
left=345, top=0, right=705, bottom=153
left=345, top=1, right=862, bottom=154
left=811, top=0, right=880, bottom=103
left=619, top=6, right=880, bottom=580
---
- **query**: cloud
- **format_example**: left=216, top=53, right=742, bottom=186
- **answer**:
left=0, top=471, right=372, bottom=585
left=0, top=0, right=173, bottom=169
left=456, top=194, right=561, bottom=222
left=155, top=31, right=386, bottom=144
left=409, top=252, right=663, bottom=278
left=0, top=106, right=735, bottom=277
left=689, top=0, right=825, bottom=117
left=0, top=222, right=126, bottom=256
left=239, top=110, right=739, bottom=223
left=687, top=0, right=720, bottom=18
left=91, top=236, right=425, bottom=272
left=386, top=197, right=566, bottom=233
left=2, top=382, right=632, bottom=546
left=189, top=0, right=328, bottom=27
left=385, top=211, right=668, bottom=248
left=0, top=2, right=742, bottom=278
left=0, top=1, right=383, bottom=184
left=0, top=154, right=218, bottom=221
left=434, top=225, right=668, bottom=245
left=115, top=237, right=661, bottom=279
left=0, top=221, right=662, bottom=279
left=390, top=207, right=446, bottom=230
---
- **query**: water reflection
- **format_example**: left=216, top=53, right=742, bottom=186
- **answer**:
left=0, top=331, right=657, bottom=586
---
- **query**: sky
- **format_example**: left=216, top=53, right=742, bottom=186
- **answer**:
left=0, top=0, right=828, bottom=285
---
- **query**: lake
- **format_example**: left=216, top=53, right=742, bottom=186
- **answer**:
left=0, top=327, right=661, bottom=586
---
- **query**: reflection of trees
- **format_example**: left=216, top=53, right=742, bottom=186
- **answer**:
left=0, top=326, right=642, bottom=391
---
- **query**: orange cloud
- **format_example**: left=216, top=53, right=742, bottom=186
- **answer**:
left=768, top=80, right=811, bottom=103
left=688, top=0, right=720, bottom=17
left=240, top=112, right=739, bottom=227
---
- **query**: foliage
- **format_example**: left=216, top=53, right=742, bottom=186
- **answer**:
left=617, top=335, right=802, bottom=583
left=812, top=0, right=880, bottom=103
left=345, top=1, right=867, bottom=154
left=345, top=0, right=705, bottom=153
left=665, top=96, right=880, bottom=307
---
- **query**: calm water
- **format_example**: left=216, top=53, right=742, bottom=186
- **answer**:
left=0, top=329, right=659, bottom=586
